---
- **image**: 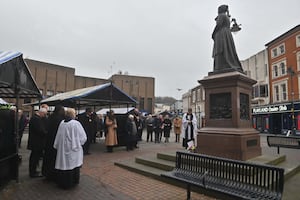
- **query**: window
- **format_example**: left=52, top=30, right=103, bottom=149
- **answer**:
left=272, top=48, right=278, bottom=58
left=273, top=81, right=288, bottom=102
left=139, top=97, right=144, bottom=110
left=280, top=62, right=286, bottom=75
left=192, top=90, right=196, bottom=103
left=279, top=44, right=285, bottom=54
left=272, top=60, right=287, bottom=78
left=296, top=34, right=300, bottom=47
left=260, top=85, right=268, bottom=97
left=273, top=65, right=278, bottom=77
left=274, top=85, right=279, bottom=102
left=253, top=85, right=259, bottom=98
left=297, top=52, right=300, bottom=71
left=271, top=43, right=285, bottom=58
left=252, top=84, right=268, bottom=98
left=281, top=84, right=287, bottom=101
left=197, top=89, right=201, bottom=101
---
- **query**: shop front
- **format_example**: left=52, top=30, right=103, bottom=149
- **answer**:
left=252, top=102, right=300, bottom=135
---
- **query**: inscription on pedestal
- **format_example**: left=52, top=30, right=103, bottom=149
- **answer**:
left=210, top=93, right=232, bottom=119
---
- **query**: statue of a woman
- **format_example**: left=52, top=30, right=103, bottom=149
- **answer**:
left=212, top=5, right=243, bottom=73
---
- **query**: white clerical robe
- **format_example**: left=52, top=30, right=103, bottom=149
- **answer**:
left=54, top=119, right=87, bottom=170
left=181, top=113, right=198, bottom=146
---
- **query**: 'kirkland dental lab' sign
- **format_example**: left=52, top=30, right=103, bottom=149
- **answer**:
left=252, top=105, right=288, bottom=114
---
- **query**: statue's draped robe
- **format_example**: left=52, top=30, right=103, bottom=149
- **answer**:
left=212, top=13, right=243, bottom=72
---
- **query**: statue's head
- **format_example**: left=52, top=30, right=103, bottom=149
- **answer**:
left=218, top=5, right=228, bottom=14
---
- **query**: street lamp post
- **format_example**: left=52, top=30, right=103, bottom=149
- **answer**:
left=287, top=67, right=296, bottom=135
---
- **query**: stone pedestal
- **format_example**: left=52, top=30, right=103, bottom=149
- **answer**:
left=197, top=71, right=261, bottom=161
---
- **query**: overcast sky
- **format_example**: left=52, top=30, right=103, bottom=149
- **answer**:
left=1, top=0, right=299, bottom=99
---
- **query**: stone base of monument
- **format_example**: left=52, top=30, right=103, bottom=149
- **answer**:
left=197, top=71, right=262, bottom=161
left=196, top=127, right=262, bottom=161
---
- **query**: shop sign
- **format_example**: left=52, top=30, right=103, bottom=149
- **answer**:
left=252, top=105, right=288, bottom=114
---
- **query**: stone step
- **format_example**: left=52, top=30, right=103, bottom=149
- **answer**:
left=277, top=161, right=300, bottom=181
left=135, top=155, right=175, bottom=171
left=156, top=152, right=176, bottom=162
left=114, top=157, right=166, bottom=181
left=248, top=154, right=286, bottom=165
left=247, top=154, right=300, bottom=181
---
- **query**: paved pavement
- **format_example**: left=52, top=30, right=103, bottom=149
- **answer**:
left=0, top=131, right=299, bottom=200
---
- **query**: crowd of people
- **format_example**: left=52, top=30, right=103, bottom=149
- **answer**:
left=21, top=104, right=198, bottom=189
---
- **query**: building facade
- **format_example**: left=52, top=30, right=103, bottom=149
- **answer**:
left=18, top=59, right=154, bottom=116
left=251, top=25, right=300, bottom=134
left=109, top=74, right=155, bottom=114
left=241, top=49, right=270, bottom=133
left=182, top=84, right=205, bottom=129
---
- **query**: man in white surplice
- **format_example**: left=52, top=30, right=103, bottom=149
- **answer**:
left=181, top=108, right=198, bottom=148
left=53, top=108, right=87, bottom=188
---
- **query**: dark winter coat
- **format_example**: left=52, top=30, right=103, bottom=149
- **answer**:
left=27, top=114, right=47, bottom=151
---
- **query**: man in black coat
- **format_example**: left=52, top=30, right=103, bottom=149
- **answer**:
left=77, top=108, right=93, bottom=155
left=42, top=105, right=65, bottom=181
left=27, top=108, right=48, bottom=178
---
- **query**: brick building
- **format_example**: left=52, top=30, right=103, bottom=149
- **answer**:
left=17, top=59, right=154, bottom=116
left=109, top=74, right=155, bottom=114
left=251, top=25, right=300, bottom=134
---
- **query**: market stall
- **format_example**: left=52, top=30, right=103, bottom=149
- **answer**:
left=0, top=51, right=42, bottom=186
